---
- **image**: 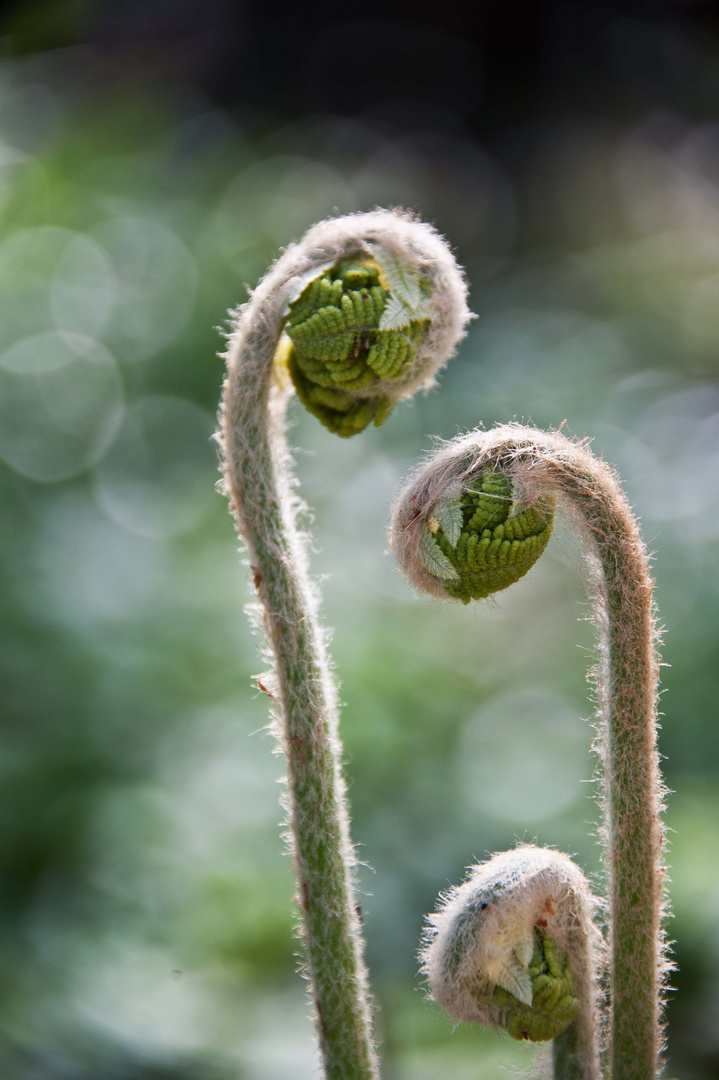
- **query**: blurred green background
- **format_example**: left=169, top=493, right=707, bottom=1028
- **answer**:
left=0, top=2, right=718, bottom=1078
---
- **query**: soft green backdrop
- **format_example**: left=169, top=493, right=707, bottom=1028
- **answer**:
left=0, top=60, right=717, bottom=1080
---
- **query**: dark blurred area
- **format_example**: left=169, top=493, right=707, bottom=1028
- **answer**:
left=0, top=1, right=717, bottom=1077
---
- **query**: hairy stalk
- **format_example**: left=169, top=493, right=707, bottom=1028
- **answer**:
left=218, top=210, right=470, bottom=1080
left=390, top=423, right=668, bottom=1080
left=422, top=847, right=604, bottom=1080
left=553, top=1019, right=584, bottom=1080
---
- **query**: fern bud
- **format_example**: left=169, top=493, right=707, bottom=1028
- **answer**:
left=285, top=256, right=430, bottom=436
left=266, top=211, right=470, bottom=437
left=422, top=846, right=603, bottom=1065
left=390, top=448, right=554, bottom=603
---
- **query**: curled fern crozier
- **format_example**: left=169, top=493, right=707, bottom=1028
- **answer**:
left=422, top=846, right=603, bottom=1070
left=283, top=248, right=435, bottom=436
left=285, top=259, right=429, bottom=437
left=418, top=469, right=555, bottom=603
left=220, top=210, right=471, bottom=1080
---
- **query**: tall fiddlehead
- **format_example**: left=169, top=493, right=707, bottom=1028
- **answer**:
left=389, top=423, right=667, bottom=1080
left=423, top=846, right=604, bottom=1080
left=218, top=210, right=470, bottom=1080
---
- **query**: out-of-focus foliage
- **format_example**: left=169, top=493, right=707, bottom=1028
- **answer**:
left=0, top=9, right=718, bottom=1080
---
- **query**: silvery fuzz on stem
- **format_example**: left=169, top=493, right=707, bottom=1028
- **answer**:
left=219, top=210, right=471, bottom=1080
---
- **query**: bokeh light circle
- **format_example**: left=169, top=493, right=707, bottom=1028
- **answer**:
left=0, top=332, right=124, bottom=482
left=93, top=395, right=217, bottom=538
left=0, top=226, right=116, bottom=348
left=91, top=218, right=198, bottom=363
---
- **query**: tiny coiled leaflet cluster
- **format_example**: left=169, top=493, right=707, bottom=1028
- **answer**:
left=284, top=253, right=431, bottom=437
left=420, top=470, right=555, bottom=603
left=492, top=927, right=579, bottom=1042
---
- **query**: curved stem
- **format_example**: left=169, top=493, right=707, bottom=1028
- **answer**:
left=553, top=1021, right=582, bottom=1080
left=223, top=314, right=377, bottom=1080
left=391, top=423, right=667, bottom=1080
left=219, top=211, right=470, bottom=1080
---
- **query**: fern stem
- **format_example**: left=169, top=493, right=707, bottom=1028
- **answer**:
left=390, top=423, right=667, bottom=1080
left=224, top=365, right=376, bottom=1078
left=219, top=211, right=470, bottom=1080
left=553, top=1021, right=583, bottom=1080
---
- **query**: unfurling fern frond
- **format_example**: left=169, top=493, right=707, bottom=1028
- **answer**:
left=285, top=259, right=428, bottom=437
left=417, top=469, right=554, bottom=603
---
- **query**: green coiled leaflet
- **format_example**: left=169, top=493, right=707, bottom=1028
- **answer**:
left=285, top=260, right=427, bottom=438
left=421, top=470, right=555, bottom=603
left=492, top=928, right=580, bottom=1043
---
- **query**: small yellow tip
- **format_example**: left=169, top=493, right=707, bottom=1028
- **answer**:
left=272, top=334, right=294, bottom=392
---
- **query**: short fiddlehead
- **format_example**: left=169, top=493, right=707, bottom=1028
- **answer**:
left=218, top=210, right=470, bottom=1080
left=389, top=423, right=667, bottom=1080
left=420, top=467, right=555, bottom=602
left=423, top=846, right=604, bottom=1080
left=285, top=252, right=433, bottom=435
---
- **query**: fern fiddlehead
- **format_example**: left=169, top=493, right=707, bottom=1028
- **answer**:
left=218, top=210, right=470, bottom=1080
left=285, top=251, right=432, bottom=436
left=420, top=468, right=555, bottom=602
left=390, top=423, right=667, bottom=1080
left=423, top=846, right=603, bottom=1079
